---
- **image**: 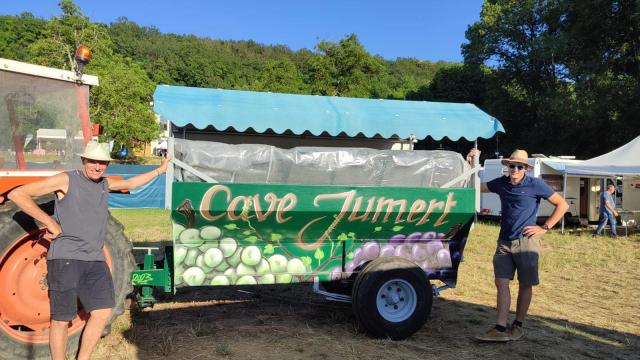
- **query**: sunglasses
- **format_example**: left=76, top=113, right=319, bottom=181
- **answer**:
left=508, top=164, right=526, bottom=170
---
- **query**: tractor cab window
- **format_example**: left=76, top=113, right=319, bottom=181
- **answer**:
left=0, top=69, right=88, bottom=170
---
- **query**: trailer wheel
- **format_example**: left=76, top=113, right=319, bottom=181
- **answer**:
left=0, top=197, right=135, bottom=360
left=352, top=257, right=432, bottom=340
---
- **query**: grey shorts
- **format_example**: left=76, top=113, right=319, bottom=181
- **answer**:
left=493, top=234, right=542, bottom=286
left=47, top=259, right=115, bottom=321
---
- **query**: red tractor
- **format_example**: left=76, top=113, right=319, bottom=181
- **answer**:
left=0, top=48, right=134, bottom=359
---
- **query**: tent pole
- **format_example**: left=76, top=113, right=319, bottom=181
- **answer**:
left=165, top=121, right=174, bottom=210
left=474, top=139, right=480, bottom=217
left=561, top=173, right=567, bottom=234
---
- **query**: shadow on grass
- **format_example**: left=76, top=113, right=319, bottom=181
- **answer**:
left=121, top=285, right=639, bottom=360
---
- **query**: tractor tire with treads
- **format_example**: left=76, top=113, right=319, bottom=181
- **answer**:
left=0, top=196, right=135, bottom=360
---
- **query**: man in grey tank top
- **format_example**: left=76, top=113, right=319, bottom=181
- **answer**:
left=8, top=141, right=169, bottom=360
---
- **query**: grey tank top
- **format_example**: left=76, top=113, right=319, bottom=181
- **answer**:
left=48, top=170, right=109, bottom=261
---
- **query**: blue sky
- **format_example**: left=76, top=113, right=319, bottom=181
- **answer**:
left=2, top=0, right=483, bottom=62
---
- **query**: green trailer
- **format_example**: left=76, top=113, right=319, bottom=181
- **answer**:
left=129, top=137, right=481, bottom=340
left=132, top=181, right=475, bottom=340
left=127, top=85, right=504, bottom=340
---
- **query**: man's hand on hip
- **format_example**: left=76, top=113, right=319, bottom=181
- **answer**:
left=523, top=225, right=547, bottom=237
left=43, top=220, right=62, bottom=240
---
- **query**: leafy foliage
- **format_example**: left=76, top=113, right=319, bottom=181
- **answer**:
left=1, top=1, right=159, bottom=154
left=459, top=0, right=640, bottom=158
left=2, top=0, right=637, bottom=159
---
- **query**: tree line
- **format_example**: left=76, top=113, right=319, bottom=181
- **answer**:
left=1, top=0, right=638, bottom=159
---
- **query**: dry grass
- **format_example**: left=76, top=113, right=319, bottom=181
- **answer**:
left=98, top=212, right=639, bottom=360
left=449, top=222, right=640, bottom=336
left=110, top=208, right=171, bottom=244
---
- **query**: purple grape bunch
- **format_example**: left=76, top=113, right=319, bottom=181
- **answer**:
left=332, top=231, right=453, bottom=280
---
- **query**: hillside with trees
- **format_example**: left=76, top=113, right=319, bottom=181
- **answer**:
left=1, top=0, right=638, bottom=159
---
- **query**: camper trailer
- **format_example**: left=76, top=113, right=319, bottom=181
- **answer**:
left=479, top=157, right=585, bottom=222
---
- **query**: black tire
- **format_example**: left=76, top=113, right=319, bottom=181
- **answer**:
left=102, top=212, right=136, bottom=335
left=0, top=196, right=135, bottom=360
left=352, top=257, right=432, bottom=340
left=350, top=260, right=376, bottom=326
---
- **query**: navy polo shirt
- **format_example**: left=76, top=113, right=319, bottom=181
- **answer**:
left=487, top=175, right=555, bottom=241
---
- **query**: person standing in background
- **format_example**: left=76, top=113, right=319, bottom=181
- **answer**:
left=593, top=184, right=618, bottom=237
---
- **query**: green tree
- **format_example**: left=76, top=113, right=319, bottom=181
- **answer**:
left=407, top=64, right=490, bottom=106
left=462, top=0, right=640, bottom=157
left=26, top=0, right=160, bottom=153
left=462, top=0, right=575, bottom=155
left=558, top=0, right=640, bottom=156
left=307, top=34, right=386, bottom=97
left=251, top=59, right=307, bottom=93
left=0, top=13, right=47, bottom=61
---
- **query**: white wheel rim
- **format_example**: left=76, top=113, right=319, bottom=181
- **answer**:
left=375, top=279, right=417, bottom=322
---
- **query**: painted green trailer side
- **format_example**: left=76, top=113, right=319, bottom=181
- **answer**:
left=169, top=182, right=474, bottom=288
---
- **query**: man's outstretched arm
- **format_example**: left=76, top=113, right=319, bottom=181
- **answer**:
left=108, top=157, right=171, bottom=191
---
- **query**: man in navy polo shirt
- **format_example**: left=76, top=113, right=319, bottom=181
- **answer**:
left=469, top=149, right=568, bottom=342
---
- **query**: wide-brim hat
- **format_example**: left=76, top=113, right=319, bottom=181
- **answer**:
left=78, top=141, right=113, bottom=161
left=501, top=149, right=530, bottom=167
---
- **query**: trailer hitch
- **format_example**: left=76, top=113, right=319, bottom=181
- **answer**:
left=131, top=247, right=172, bottom=308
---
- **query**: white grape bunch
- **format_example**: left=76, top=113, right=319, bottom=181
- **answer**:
left=173, top=223, right=310, bottom=286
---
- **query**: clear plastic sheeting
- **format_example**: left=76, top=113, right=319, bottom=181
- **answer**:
left=0, top=69, right=86, bottom=170
left=173, top=139, right=472, bottom=188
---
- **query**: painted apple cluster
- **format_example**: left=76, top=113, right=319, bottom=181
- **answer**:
left=173, top=223, right=309, bottom=287
left=329, top=231, right=452, bottom=281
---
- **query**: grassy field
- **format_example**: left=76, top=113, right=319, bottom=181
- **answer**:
left=101, top=209, right=640, bottom=359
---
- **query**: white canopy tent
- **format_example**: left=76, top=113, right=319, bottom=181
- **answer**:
left=561, top=135, right=640, bottom=232
left=564, top=135, right=640, bottom=176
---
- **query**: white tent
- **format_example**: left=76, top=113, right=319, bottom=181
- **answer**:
left=561, top=135, right=640, bottom=233
left=564, top=135, right=640, bottom=176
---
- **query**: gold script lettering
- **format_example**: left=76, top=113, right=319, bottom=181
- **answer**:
left=407, top=199, right=427, bottom=223
left=228, top=196, right=252, bottom=221
left=296, top=191, right=356, bottom=248
left=434, top=192, right=457, bottom=226
left=276, top=193, right=297, bottom=223
left=201, top=185, right=231, bottom=221
left=348, top=196, right=376, bottom=222
left=416, top=198, right=445, bottom=225
left=254, top=192, right=278, bottom=221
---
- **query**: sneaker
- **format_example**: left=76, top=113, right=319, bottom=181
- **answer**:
left=508, top=325, right=524, bottom=340
left=475, top=327, right=511, bottom=342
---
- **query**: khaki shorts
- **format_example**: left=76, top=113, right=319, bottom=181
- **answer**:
left=493, top=234, right=542, bottom=286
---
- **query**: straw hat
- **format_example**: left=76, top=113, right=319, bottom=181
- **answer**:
left=501, top=149, right=529, bottom=167
left=79, top=141, right=112, bottom=161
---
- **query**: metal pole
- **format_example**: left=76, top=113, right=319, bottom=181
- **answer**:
left=474, top=139, right=480, bottom=213
left=165, top=121, right=174, bottom=210
left=561, top=173, right=567, bottom=234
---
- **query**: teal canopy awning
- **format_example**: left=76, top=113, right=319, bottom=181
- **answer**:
left=153, top=85, right=505, bottom=141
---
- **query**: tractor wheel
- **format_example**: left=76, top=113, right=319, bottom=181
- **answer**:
left=0, top=196, right=135, bottom=359
left=352, top=256, right=432, bottom=340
